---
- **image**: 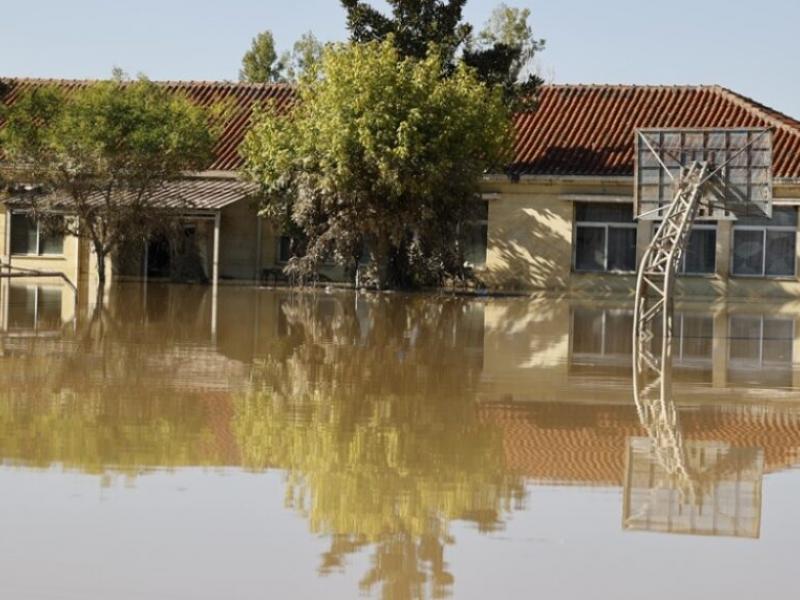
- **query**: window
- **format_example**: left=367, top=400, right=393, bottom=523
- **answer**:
left=463, top=201, right=489, bottom=267
left=732, top=207, right=797, bottom=277
left=729, top=315, right=794, bottom=387
left=8, top=285, right=63, bottom=331
left=10, top=213, right=64, bottom=256
left=652, top=222, right=717, bottom=274
left=571, top=308, right=633, bottom=359
left=574, top=203, right=637, bottom=273
left=277, top=236, right=293, bottom=263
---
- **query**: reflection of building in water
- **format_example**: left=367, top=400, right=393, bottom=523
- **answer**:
left=0, top=279, right=76, bottom=334
left=623, top=438, right=763, bottom=538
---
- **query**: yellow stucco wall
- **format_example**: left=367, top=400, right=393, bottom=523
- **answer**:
left=479, top=177, right=800, bottom=298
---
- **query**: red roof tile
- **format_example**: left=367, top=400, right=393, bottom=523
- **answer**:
left=511, top=85, right=800, bottom=178
left=0, top=78, right=295, bottom=172
left=4, top=80, right=800, bottom=179
left=480, top=402, right=800, bottom=487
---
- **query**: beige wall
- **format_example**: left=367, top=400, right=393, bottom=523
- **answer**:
left=0, top=208, right=84, bottom=287
left=479, top=295, right=800, bottom=407
left=480, top=177, right=800, bottom=298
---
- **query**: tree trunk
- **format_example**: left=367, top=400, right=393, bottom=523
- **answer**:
left=94, top=243, right=107, bottom=309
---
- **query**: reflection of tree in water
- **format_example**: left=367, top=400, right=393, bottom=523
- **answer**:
left=234, top=293, right=525, bottom=600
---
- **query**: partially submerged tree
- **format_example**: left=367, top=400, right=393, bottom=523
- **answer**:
left=242, top=39, right=510, bottom=288
left=240, top=31, right=284, bottom=83
left=0, top=75, right=219, bottom=288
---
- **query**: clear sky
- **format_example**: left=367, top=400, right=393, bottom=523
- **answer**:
left=1, top=0, right=798, bottom=117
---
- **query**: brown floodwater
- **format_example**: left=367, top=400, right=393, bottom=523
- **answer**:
left=0, top=281, right=799, bottom=599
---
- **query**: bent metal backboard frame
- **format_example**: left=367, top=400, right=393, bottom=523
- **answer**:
left=634, top=128, right=773, bottom=221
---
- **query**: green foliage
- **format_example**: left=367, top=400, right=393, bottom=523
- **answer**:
left=341, top=0, right=470, bottom=64
left=240, top=31, right=283, bottom=83
left=242, top=39, right=511, bottom=288
left=280, top=32, right=325, bottom=83
left=464, top=3, right=545, bottom=109
left=0, top=75, right=218, bottom=284
left=340, top=0, right=545, bottom=107
left=232, top=294, right=525, bottom=598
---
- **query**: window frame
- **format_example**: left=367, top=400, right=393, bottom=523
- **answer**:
left=649, top=221, right=717, bottom=276
left=728, top=314, right=795, bottom=369
left=9, top=211, right=65, bottom=257
left=731, top=209, right=797, bottom=279
left=573, top=212, right=637, bottom=274
left=460, top=202, right=489, bottom=268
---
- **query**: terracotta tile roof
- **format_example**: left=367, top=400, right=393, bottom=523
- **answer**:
left=4, top=80, right=800, bottom=179
left=0, top=78, right=295, bottom=172
left=480, top=402, right=800, bottom=487
left=511, top=85, right=800, bottom=179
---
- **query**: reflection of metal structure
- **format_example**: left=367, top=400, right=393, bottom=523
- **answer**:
left=629, top=300, right=764, bottom=538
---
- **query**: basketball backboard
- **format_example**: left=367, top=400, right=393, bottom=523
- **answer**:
left=635, top=128, right=773, bottom=221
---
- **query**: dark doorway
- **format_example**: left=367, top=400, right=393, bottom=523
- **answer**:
left=147, top=233, right=172, bottom=279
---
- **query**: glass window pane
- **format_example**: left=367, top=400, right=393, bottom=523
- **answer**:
left=575, top=202, right=633, bottom=223
left=729, top=316, right=762, bottom=362
left=732, top=230, right=764, bottom=275
left=763, top=319, right=793, bottom=364
left=604, top=312, right=633, bottom=355
left=575, top=226, right=605, bottom=272
left=463, top=223, right=488, bottom=267
left=681, top=314, right=713, bottom=359
left=737, top=206, right=798, bottom=227
left=572, top=309, right=603, bottom=354
left=765, top=230, right=796, bottom=276
left=39, top=230, right=64, bottom=255
left=607, top=227, right=636, bottom=271
left=683, top=228, right=716, bottom=274
left=36, top=287, right=63, bottom=329
left=7, top=286, right=36, bottom=329
left=10, top=213, right=38, bottom=255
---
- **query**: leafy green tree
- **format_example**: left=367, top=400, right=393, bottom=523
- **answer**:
left=242, top=39, right=510, bottom=288
left=233, top=293, right=525, bottom=599
left=280, top=31, right=325, bottom=82
left=240, top=30, right=284, bottom=83
left=341, top=0, right=470, bottom=64
left=340, top=0, right=545, bottom=105
left=0, top=74, right=219, bottom=290
left=464, top=3, right=545, bottom=108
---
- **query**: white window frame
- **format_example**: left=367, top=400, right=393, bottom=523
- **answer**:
left=573, top=220, right=637, bottom=274
left=728, top=314, right=795, bottom=369
left=570, top=308, right=633, bottom=365
left=673, top=312, right=714, bottom=368
left=9, top=211, right=65, bottom=257
left=731, top=212, right=797, bottom=279
left=460, top=208, right=489, bottom=268
left=8, top=285, right=63, bottom=332
left=681, top=224, right=717, bottom=275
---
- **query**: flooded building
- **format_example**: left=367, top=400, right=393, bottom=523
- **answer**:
left=3, top=81, right=800, bottom=296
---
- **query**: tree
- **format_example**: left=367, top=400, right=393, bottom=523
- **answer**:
left=341, top=0, right=470, bottom=64
left=240, top=31, right=284, bottom=83
left=340, top=0, right=545, bottom=106
left=280, top=32, right=325, bottom=83
left=242, top=39, right=511, bottom=289
left=0, top=75, right=219, bottom=291
left=463, top=3, right=545, bottom=108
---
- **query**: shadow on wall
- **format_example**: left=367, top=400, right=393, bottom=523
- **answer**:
left=483, top=202, right=573, bottom=292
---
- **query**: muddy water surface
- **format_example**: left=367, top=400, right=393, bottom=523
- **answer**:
left=0, top=283, right=798, bottom=599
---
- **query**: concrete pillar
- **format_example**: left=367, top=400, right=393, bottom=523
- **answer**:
left=211, top=211, right=221, bottom=341
left=716, top=220, right=732, bottom=279
left=636, top=220, right=653, bottom=267
left=712, top=307, right=729, bottom=389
